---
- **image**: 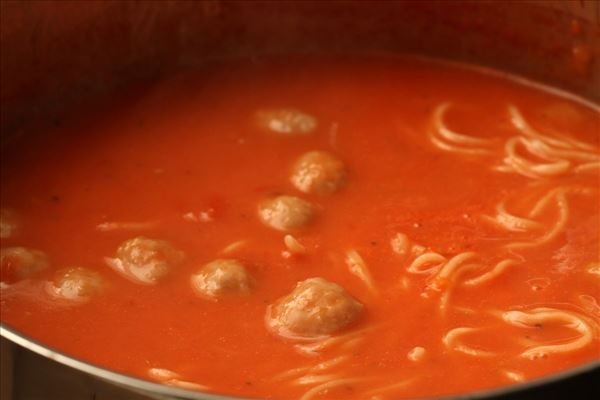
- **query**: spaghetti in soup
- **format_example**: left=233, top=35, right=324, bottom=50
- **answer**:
left=1, top=55, right=599, bottom=399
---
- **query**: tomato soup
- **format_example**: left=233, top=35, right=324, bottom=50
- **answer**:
left=1, top=56, right=599, bottom=399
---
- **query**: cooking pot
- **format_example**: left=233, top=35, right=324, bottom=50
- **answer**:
left=1, top=1, right=598, bottom=399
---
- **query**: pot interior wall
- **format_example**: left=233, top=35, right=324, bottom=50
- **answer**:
left=1, top=0, right=598, bottom=138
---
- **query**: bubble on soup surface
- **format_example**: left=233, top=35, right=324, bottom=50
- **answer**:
left=0, top=247, right=49, bottom=284
left=111, top=237, right=185, bottom=284
left=49, top=267, right=103, bottom=301
left=191, top=259, right=254, bottom=299
left=258, top=195, right=315, bottom=232
left=0, top=209, right=19, bottom=238
left=256, top=108, right=317, bottom=135
left=266, top=277, right=363, bottom=339
left=290, top=151, right=347, bottom=195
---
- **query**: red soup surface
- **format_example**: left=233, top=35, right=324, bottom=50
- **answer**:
left=1, top=56, right=599, bottom=400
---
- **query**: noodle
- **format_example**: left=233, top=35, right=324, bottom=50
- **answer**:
left=463, top=259, right=519, bottom=287
left=221, top=240, right=247, bottom=254
left=294, top=374, right=343, bottom=386
left=164, top=380, right=210, bottom=391
left=407, top=252, right=446, bottom=275
left=503, top=137, right=571, bottom=179
left=443, top=327, right=495, bottom=357
left=499, top=105, right=600, bottom=178
left=496, top=186, right=593, bottom=250
left=294, top=327, right=373, bottom=356
left=148, top=368, right=209, bottom=391
left=411, top=244, right=426, bottom=256
left=299, top=378, right=364, bottom=400
left=528, top=187, right=565, bottom=218
left=274, top=366, right=312, bottom=381
left=578, top=295, right=600, bottom=318
left=502, top=370, right=525, bottom=382
left=428, top=102, right=599, bottom=179
left=418, top=252, right=480, bottom=313
left=345, top=249, right=377, bottom=293
left=587, top=262, right=600, bottom=277
left=431, top=254, right=480, bottom=314
left=508, top=105, right=595, bottom=151
left=148, top=368, right=179, bottom=381
left=506, top=190, right=568, bottom=250
left=429, top=252, right=478, bottom=291
left=274, top=356, right=351, bottom=382
left=426, top=101, right=598, bottom=180
left=433, top=103, right=495, bottom=146
left=284, top=234, right=307, bottom=254
left=96, top=221, right=157, bottom=232
left=523, top=137, right=599, bottom=162
left=430, top=134, right=492, bottom=156
left=482, top=202, right=544, bottom=232
left=429, top=102, right=495, bottom=156
left=574, top=161, right=600, bottom=173
left=502, top=307, right=596, bottom=359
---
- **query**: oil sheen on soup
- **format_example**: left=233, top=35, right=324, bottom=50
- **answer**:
left=1, top=56, right=599, bottom=400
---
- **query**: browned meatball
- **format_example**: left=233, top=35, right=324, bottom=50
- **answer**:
left=255, top=108, right=317, bottom=135
left=266, top=277, right=363, bottom=339
left=258, top=195, right=315, bottom=232
left=0, top=247, right=49, bottom=284
left=112, top=237, right=185, bottom=284
left=290, top=151, right=347, bottom=195
left=191, top=259, right=254, bottom=299
left=49, top=267, right=103, bottom=301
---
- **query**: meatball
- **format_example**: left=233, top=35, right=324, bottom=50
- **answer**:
left=256, top=108, right=317, bottom=135
left=191, top=259, right=254, bottom=299
left=0, top=247, right=49, bottom=284
left=266, top=277, right=363, bottom=339
left=112, top=237, right=184, bottom=284
left=49, top=267, right=103, bottom=301
left=0, top=209, right=18, bottom=238
left=290, top=151, right=347, bottom=195
left=258, top=195, right=315, bottom=232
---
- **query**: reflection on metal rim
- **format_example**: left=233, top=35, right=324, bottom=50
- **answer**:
left=1, top=322, right=599, bottom=400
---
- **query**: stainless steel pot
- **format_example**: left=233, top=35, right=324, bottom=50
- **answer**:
left=1, top=1, right=599, bottom=399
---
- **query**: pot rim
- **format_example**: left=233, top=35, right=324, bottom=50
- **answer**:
left=2, top=322, right=599, bottom=400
